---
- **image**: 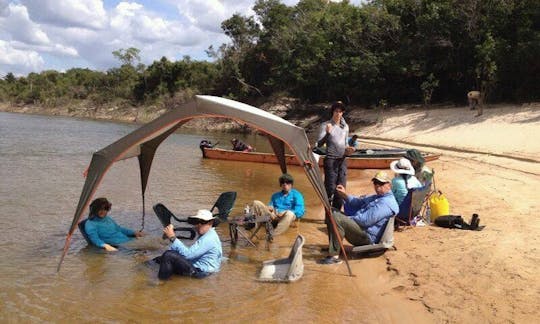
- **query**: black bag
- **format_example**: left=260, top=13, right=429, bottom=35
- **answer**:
left=434, top=214, right=483, bottom=230
left=434, top=215, right=465, bottom=229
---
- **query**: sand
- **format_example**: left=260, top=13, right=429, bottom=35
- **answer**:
left=340, top=103, right=540, bottom=322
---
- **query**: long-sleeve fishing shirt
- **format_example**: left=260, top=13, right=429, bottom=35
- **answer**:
left=85, top=215, right=135, bottom=248
left=169, top=228, right=222, bottom=273
left=269, top=188, right=305, bottom=218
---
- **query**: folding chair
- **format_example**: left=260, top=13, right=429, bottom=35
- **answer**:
left=153, top=191, right=237, bottom=240
left=352, top=216, right=395, bottom=253
left=396, top=181, right=433, bottom=227
left=78, top=218, right=93, bottom=245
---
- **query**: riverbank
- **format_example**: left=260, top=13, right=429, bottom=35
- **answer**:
left=2, top=99, right=539, bottom=322
left=338, top=103, right=539, bottom=322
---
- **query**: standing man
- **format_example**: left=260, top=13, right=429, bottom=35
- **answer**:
left=317, top=101, right=354, bottom=209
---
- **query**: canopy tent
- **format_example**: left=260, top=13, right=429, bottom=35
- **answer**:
left=58, top=95, right=352, bottom=275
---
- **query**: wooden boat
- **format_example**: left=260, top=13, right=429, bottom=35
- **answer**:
left=201, top=147, right=440, bottom=169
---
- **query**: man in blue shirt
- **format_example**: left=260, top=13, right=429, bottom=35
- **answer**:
left=250, top=173, right=305, bottom=236
left=321, top=171, right=399, bottom=264
left=157, top=209, right=223, bottom=280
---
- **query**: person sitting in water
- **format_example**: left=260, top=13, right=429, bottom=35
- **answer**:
left=156, top=209, right=222, bottom=280
left=320, top=171, right=398, bottom=264
left=390, top=158, right=423, bottom=205
left=231, top=138, right=253, bottom=152
left=248, top=173, right=305, bottom=236
left=347, top=134, right=360, bottom=150
left=85, top=197, right=145, bottom=251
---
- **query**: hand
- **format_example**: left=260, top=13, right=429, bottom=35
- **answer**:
left=335, top=184, right=348, bottom=198
left=134, top=230, right=145, bottom=238
left=103, top=243, right=118, bottom=252
left=163, top=224, right=175, bottom=239
left=345, top=146, right=355, bottom=156
left=325, top=123, right=333, bottom=134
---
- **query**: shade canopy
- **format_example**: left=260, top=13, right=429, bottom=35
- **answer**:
left=58, top=95, right=351, bottom=274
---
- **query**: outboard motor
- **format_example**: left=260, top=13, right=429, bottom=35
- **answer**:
left=199, top=139, right=215, bottom=158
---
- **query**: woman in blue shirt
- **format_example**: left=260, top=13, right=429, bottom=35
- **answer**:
left=390, top=158, right=423, bottom=205
left=84, top=198, right=144, bottom=251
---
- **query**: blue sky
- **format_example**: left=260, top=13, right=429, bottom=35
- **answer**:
left=0, top=0, right=364, bottom=77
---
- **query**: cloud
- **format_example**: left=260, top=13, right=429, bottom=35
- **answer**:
left=0, top=4, right=50, bottom=45
left=20, top=0, right=108, bottom=30
left=0, top=40, right=44, bottom=76
left=175, top=0, right=255, bottom=34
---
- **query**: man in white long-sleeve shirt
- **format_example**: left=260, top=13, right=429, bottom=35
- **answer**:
left=156, top=209, right=222, bottom=280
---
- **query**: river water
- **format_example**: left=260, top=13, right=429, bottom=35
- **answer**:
left=0, top=112, right=417, bottom=323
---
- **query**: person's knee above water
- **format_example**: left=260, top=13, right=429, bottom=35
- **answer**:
left=84, top=197, right=145, bottom=252
left=316, top=101, right=355, bottom=209
left=157, top=209, right=223, bottom=280
left=320, top=171, right=399, bottom=264
left=231, top=138, right=253, bottom=152
left=250, top=173, right=305, bottom=236
left=390, top=158, right=423, bottom=205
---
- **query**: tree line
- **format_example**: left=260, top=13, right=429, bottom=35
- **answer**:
left=1, top=0, right=538, bottom=108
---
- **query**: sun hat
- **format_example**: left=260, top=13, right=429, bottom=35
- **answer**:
left=390, top=158, right=416, bottom=176
left=189, top=209, right=215, bottom=222
left=371, top=171, right=391, bottom=183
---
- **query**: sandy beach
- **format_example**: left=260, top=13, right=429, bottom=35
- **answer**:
left=338, top=103, right=540, bottom=322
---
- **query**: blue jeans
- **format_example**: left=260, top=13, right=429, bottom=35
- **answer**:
left=156, top=250, right=209, bottom=280
left=323, top=157, right=347, bottom=209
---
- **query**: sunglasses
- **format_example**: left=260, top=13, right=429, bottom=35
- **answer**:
left=102, top=204, right=111, bottom=211
left=280, top=180, right=293, bottom=185
left=187, top=218, right=211, bottom=225
left=372, top=180, right=387, bottom=186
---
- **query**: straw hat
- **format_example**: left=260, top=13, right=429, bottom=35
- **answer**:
left=390, top=158, right=416, bottom=176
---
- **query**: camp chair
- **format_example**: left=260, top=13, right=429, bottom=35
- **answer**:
left=78, top=218, right=92, bottom=245
left=352, top=216, right=395, bottom=253
left=396, top=182, right=433, bottom=227
left=153, top=191, right=237, bottom=240
left=258, top=235, right=305, bottom=282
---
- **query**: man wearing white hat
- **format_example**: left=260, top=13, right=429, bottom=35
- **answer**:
left=390, top=158, right=423, bottom=206
left=156, top=209, right=222, bottom=280
left=320, top=171, right=399, bottom=264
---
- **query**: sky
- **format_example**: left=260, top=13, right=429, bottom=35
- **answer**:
left=0, top=0, right=365, bottom=77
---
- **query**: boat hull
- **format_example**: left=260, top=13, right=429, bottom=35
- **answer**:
left=202, top=148, right=439, bottom=169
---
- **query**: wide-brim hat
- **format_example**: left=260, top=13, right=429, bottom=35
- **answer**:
left=188, top=209, right=215, bottom=222
left=390, top=158, right=416, bottom=176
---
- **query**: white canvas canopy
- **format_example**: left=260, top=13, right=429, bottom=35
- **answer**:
left=58, top=95, right=352, bottom=274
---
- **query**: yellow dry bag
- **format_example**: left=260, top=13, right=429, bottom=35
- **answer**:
left=429, top=191, right=450, bottom=221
